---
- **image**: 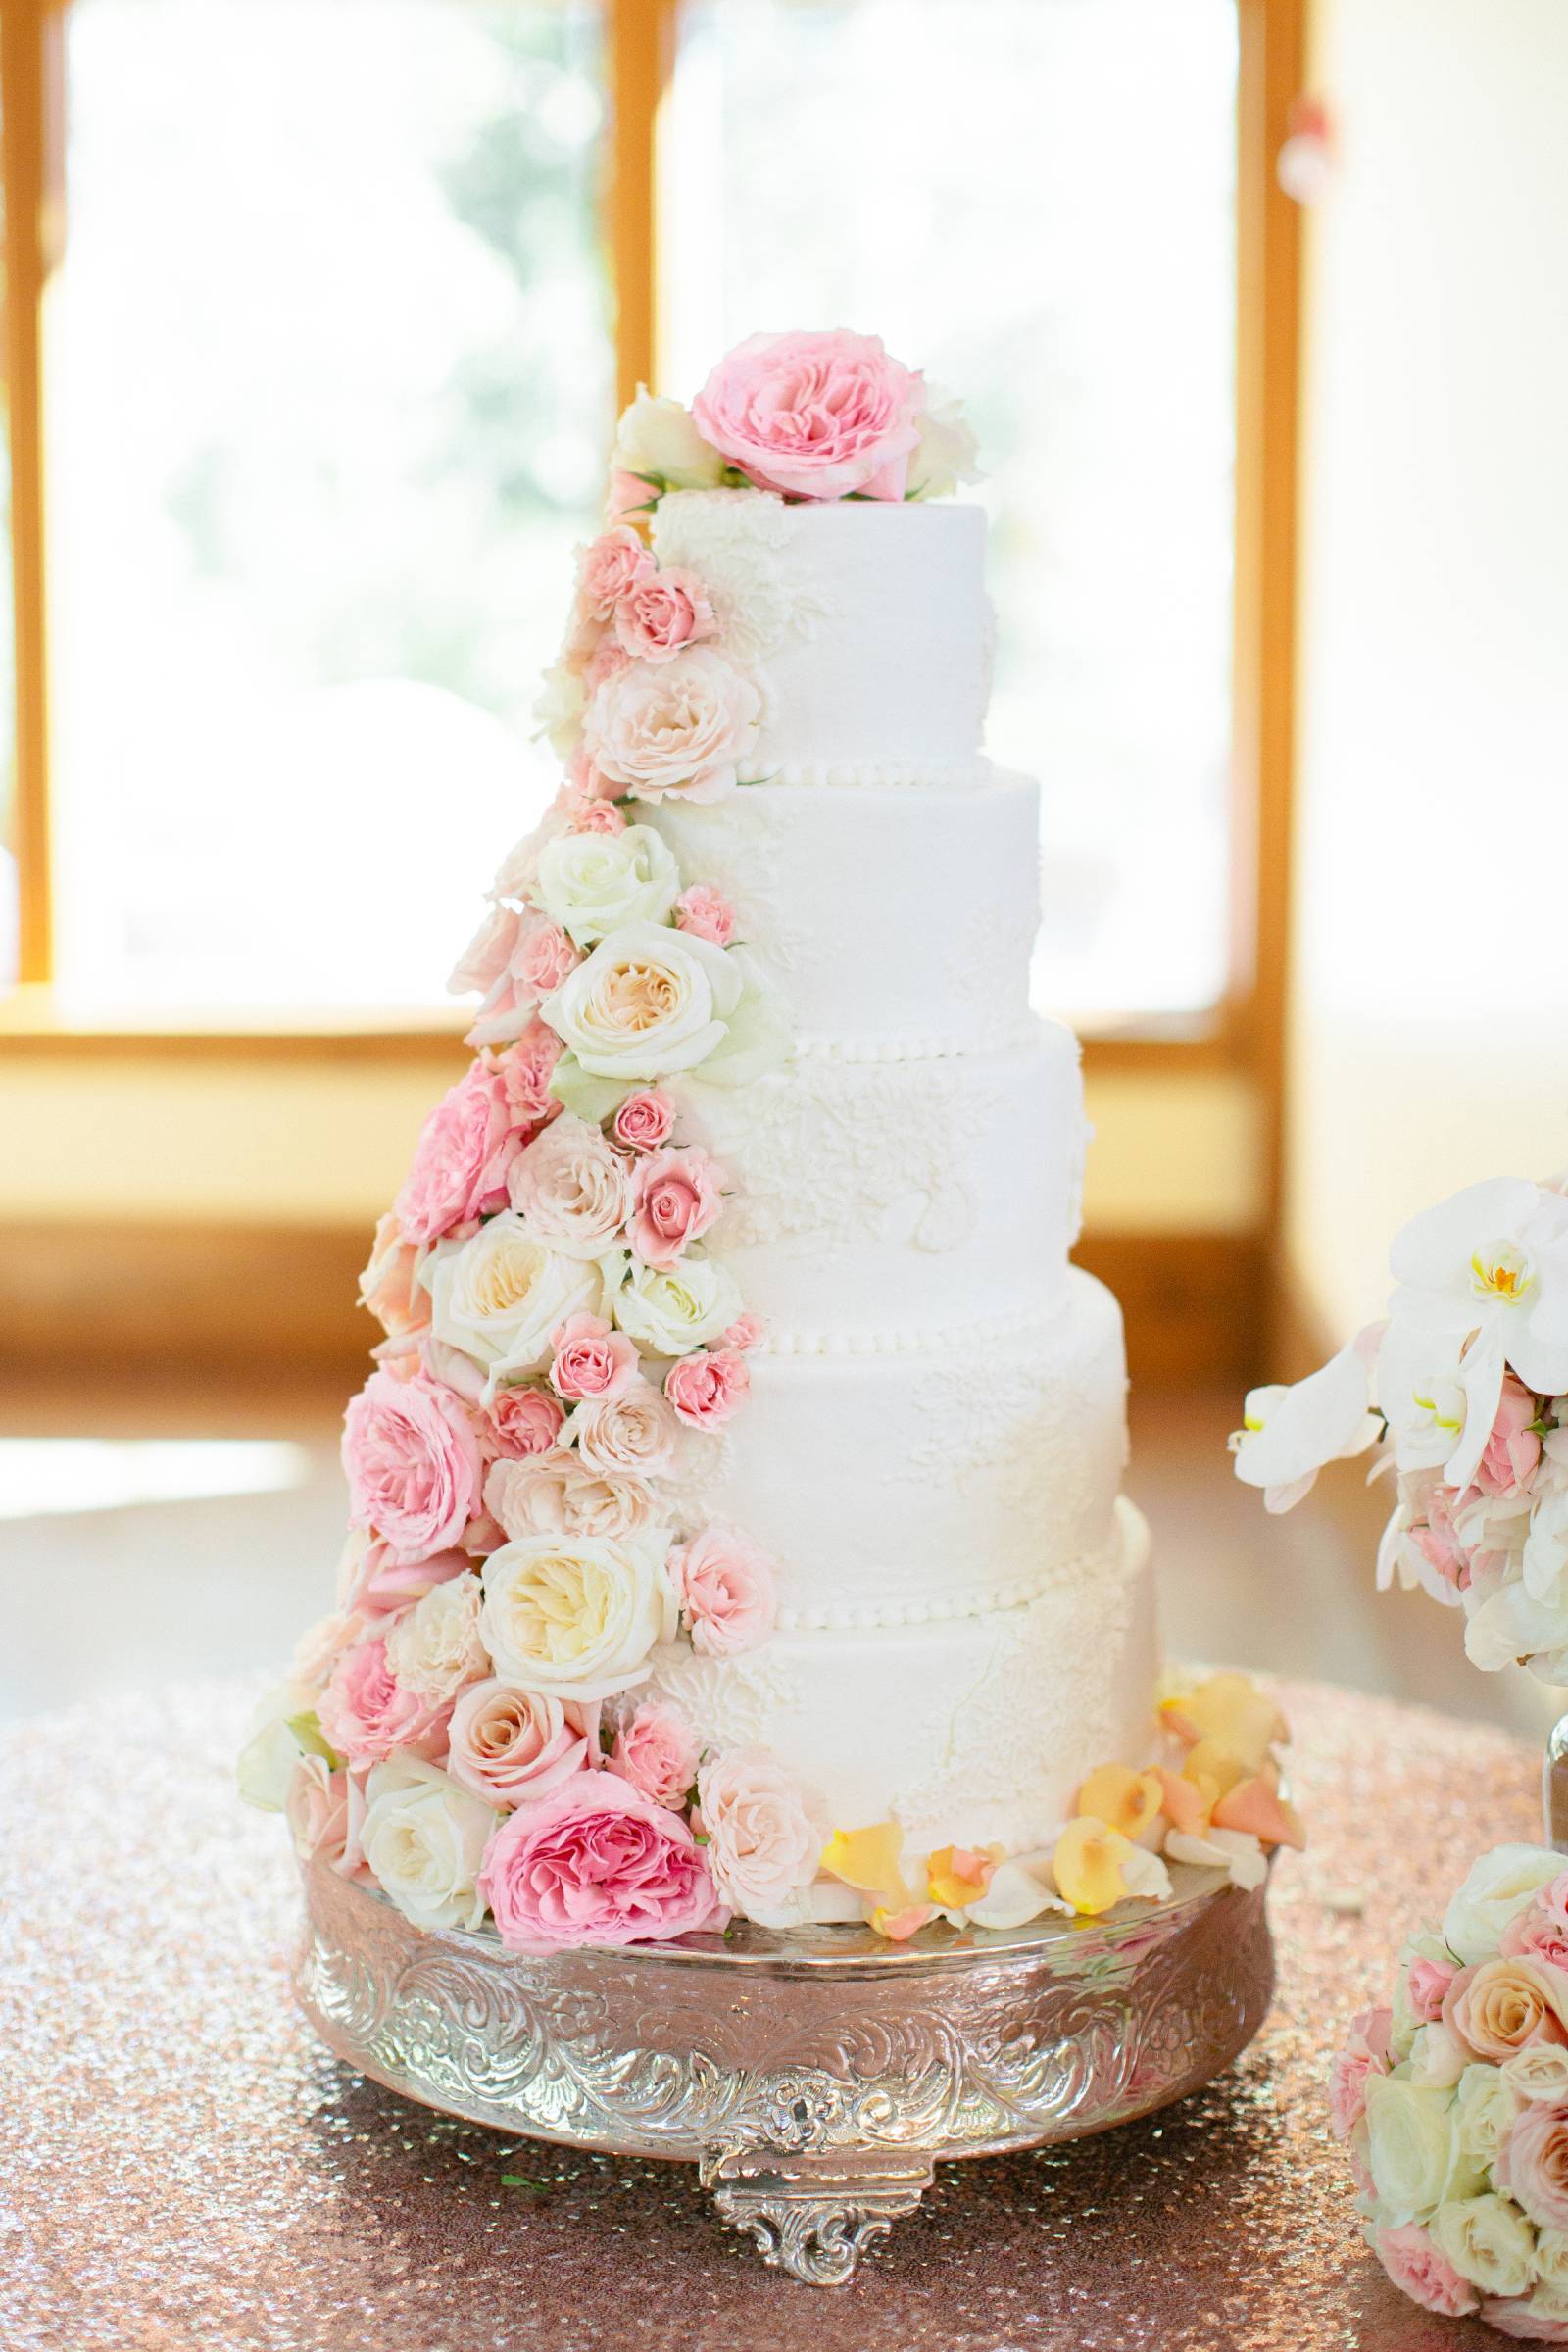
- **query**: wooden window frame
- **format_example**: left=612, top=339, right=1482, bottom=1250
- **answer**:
left=0, top=0, right=1301, bottom=1134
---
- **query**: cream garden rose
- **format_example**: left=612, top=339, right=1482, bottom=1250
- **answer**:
left=506, top=1116, right=632, bottom=1258
left=1455, top=2061, right=1521, bottom=2169
left=583, top=646, right=762, bottom=806
left=531, top=824, right=680, bottom=949
left=423, top=1214, right=618, bottom=1389
left=612, top=1254, right=743, bottom=1357
left=479, top=1530, right=676, bottom=1699
left=383, top=1573, right=490, bottom=1706
left=611, top=386, right=727, bottom=492
left=484, top=1451, right=661, bottom=1543
left=1428, top=2193, right=1537, bottom=2299
left=358, top=1755, right=495, bottom=1933
left=1364, top=2074, right=1485, bottom=2225
left=543, top=920, right=778, bottom=1091
left=696, top=1747, right=826, bottom=1929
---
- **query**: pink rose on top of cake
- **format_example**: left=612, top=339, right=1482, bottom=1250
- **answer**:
left=342, top=1368, right=484, bottom=1561
left=478, top=1774, right=726, bottom=1949
left=629, top=1147, right=726, bottom=1268
left=664, top=1347, right=750, bottom=1431
left=612, top=566, right=715, bottom=663
left=395, top=1060, right=521, bottom=1246
left=691, top=328, right=926, bottom=502
left=583, top=646, right=762, bottom=806
left=670, top=1525, right=776, bottom=1657
left=608, top=1699, right=699, bottom=1810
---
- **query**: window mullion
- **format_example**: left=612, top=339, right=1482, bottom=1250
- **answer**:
left=608, top=0, right=676, bottom=415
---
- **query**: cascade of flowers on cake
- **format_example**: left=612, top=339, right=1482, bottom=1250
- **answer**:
left=241, top=330, right=1299, bottom=1948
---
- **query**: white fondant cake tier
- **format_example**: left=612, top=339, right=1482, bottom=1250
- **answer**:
left=650, top=1497, right=1157, bottom=1867
left=677, top=1269, right=1128, bottom=1626
left=645, top=771, right=1041, bottom=1048
left=651, top=489, right=990, bottom=779
left=669, top=1021, right=1086, bottom=1335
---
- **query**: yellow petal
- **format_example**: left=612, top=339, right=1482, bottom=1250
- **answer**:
left=1182, top=1739, right=1249, bottom=1799
left=821, top=1822, right=908, bottom=1902
left=1160, top=1673, right=1289, bottom=1774
left=926, top=1844, right=995, bottom=1908
left=1076, top=1763, right=1164, bottom=1840
left=1053, top=1817, right=1135, bottom=1916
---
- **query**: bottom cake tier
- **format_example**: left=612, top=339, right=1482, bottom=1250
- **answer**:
left=648, top=1495, right=1158, bottom=1884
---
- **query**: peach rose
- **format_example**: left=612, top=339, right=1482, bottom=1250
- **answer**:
left=568, top=1382, right=680, bottom=1480
left=341, top=1368, right=484, bottom=1562
left=664, top=1348, right=750, bottom=1431
left=669, top=1525, right=777, bottom=1658
left=691, top=328, right=926, bottom=502
left=477, top=1774, right=726, bottom=1949
left=1445, top=1956, right=1568, bottom=2061
left=608, top=1700, right=699, bottom=1809
left=673, top=885, right=735, bottom=947
left=484, top=1450, right=660, bottom=1543
left=583, top=647, right=762, bottom=807
left=551, top=1312, right=641, bottom=1401
left=447, top=1681, right=595, bottom=1808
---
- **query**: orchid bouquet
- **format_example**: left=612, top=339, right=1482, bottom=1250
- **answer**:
left=1232, top=1177, right=1568, bottom=1683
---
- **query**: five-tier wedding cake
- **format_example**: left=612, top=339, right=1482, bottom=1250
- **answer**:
left=244, top=331, right=1298, bottom=1949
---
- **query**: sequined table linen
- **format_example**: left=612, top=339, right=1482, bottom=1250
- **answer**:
left=0, top=1679, right=1536, bottom=2351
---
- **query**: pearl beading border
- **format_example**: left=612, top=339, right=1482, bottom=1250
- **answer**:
left=793, top=1021, right=1040, bottom=1065
left=771, top=1498, right=1145, bottom=1632
left=757, top=1294, right=1064, bottom=1357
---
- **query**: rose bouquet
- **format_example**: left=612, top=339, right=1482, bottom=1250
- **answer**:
left=1232, top=1176, right=1568, bottom=1682
left=1333, top=1842, right=1568, bottom=2338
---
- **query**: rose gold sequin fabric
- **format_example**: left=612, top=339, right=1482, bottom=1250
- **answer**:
left=0, top=1677, right=1543, bottom=2350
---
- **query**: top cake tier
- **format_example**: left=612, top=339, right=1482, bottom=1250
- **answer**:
left=649, top=490, right=991, bottom=785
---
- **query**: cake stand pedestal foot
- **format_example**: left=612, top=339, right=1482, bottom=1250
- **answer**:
left=699, top=2140, right=934, bottom=2285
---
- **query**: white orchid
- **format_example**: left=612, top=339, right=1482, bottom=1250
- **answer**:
left=1387, top=1177, right=1568, bottom=1489
left=1462, top=1575, right=1568, bottom=1680
left=1229, top=1326, right=1383, bottom=1511
left=1524, top=1477, right=1568, bottom=1601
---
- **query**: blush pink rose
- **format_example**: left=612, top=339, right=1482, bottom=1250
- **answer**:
left=342, top=1369, right=484, bottom=1561
left=577, top=526, right=654, bottom=622
left=612, top=566, right=715, bottom=663
left=612, top=1089, right=675, bottom=1152
left=1499, top=2102, right=1568, bottom=2231
left=485, top=1383, right=566, bottom=1459
left=1328, top=2008, right=1390, bottom=2138
left=722, top=1312, right=766, bottom=1352
left=1410, top=1484, right=1471, bottom=1589
left=664, top=1348, right=751, bottom=1431
left=583, top=647, right=761, bottom=807
left=338, top=1532, right=471, bottom=1619
left=568, top=1382, right=680, bottom=1480
left=669, top=1525, right=776, bottom=1657
left=691, top=328, right=926, bottom=502
left=673, top=885, right=735, bottom=947
left=1481, top=2301, right=1568, bottom=2342
left=1475, top=1374, right=1544, bottom=1497
left=583, top=637, right=631, bottom=693
left=447, top=1681, right=595, bottom=1808
left=1375, top=2224, right=1480, bottom=2319
left=1405, top=1952, right=1460, bottom=2022
left=478, top=1774, right=727, bottom=1949
left=497, top=1019, right=564, bottom=1126
left=607, top=467, right=655, bottom=523
left=395, top=1060, right=521, bottom=1245
left=608, top=1700, right=700, bottom=1809
left=318, top=1636, right=451, bottom=1767
left=448, top=902, right=521, bottom=997
left=551, top=1312, right=640, bottom=1402
left=629, top=1147, right=726, bottom=1269
left=514, top=920, right=582, bottom=999
left=1504, top=1874, right=1568, bottom=1972
left=359, top=1211, right=429, bottom=1341
left=286, top=1759, right=353, bottom=1866
left=561, top=792, right=626, bottom=835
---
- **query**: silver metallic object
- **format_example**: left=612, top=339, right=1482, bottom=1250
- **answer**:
left=1545, top=1713, right=1568, bottom=1851
left=295, top=1853, right=1274, bottom=2285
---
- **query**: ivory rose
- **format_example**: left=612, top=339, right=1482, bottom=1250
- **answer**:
left=673, top=885, right=735, bottom=947
left=695, top=1747, right=825, bottom=1927
left=691, top=329, right=926, bottom=502
left=612, top=566, right=715, bottom=663
left=423, top=1214, right=617, bottom=1389
left=447, top=1681, right=594, bottom=1808
left=341, top=1368, right=484, bottom=1561
left=318, top=1635, right=451, bottom=1767
left=669, top=1525, right=776, bottom=1656
left=531, top=823, right=680, bottom=948
left=1363, top=2073, right=1484, bottom=2225
left=395, top=1060, right=522, bottom=1246
left=1446, top=1845, right=1566, bottom=1965
left=360, top=1755, right=494, bottom=1933
left=664, top=1348, right=751, bottom=1431
left=610, top=386, right=726, bottom=494
left=1375, top=2224, right=1481, bottom=2319
left=478, top=1774, right=727, bottom=1950
left=1455, top=2061, right=1521, bottom=2169
left=285, top=1754, right=355, bottom=1868
left=551, top=1312, right=641, bottom=1401
left=384, top=1573, right=490, bottom=1705
left=629, top=1147, right=726, bottom=1268
left=905, top=390, right=982, bottom=501
left=484, top=1383, right=566, bottom=1458
left=612, top=1089, right=676, bottom=1152
left=507, top=1116, right=632, bottom=1258
left=484, top=1450, right=660, bottom=1543
left=567, top=1382, right=681, bottom=1481
left=583, top=648, right=762, bottom=807
left=608, top=1700, right=699, bottom=1809
left=479, top=1531, right=676, bottom=1698
left=576, top=525, right=653, bottom=622
left=544, top=921, right=783, bottom=1090
left=612, top=1254, right=743, bottom=1357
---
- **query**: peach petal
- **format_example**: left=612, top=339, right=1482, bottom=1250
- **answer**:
left=1077, top=1763, right=1163, bottom=1840
left=1213, top=1772, right=1307, bottom=1850
left=1157, top=1767, right=1214, bottom=1836
left=872, top=1902, right=935, bottom=1942
left=926, top=1844, right=997, bottom=1908
left=1160, top=1672, right=1289, bottom=1772
left=1182, top=1739, right=1249, bottom=1798
left=821, top=1822, right=908, bottom=1903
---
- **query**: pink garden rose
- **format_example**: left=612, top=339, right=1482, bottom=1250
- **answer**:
left=1475, top=1374, right=1544, bottom=1497
left=722, top=1312, right=766, bottom=1352
left=484, top=1451, right=659, bottom=1543
left=318, top=1635, right=451, bottom=1767
left=672, top=884, right=735, bottom=947
left=497, top=1020, right=564, bottom=1125
left=551, top=1312, right=640, bottom=1401
left=1405, top=1952, right=1460, bottom=2022
left=1499, top=2102, right=1568, bottom=2231
left=1329, top=2006, right=1391, bottom=2138
left=1375, top=2224, right=1480, bottom=2319
left=669, top=1525, right=776, bottom=1658
left=577, top=525, right=653, bottom=622
left=478, top=1774, right=727, bottom=1949
left=484, top=1383, right=566, bottom=1458
left=691, top=328, right=926, bottom=502
left=608, top=1700, right=700, bottom=1809
left=342, top=1368, right=484, bottom=1560
left=583, top=646, right=762, bottom=807
left=337, top=1531, right=471, bottom=1619
left=514, top=919, right=582, bottom=1000
left=612, top=566, right=715, bottom=663
left=664, top=1348, right=751, bottom=1431
left=612, top=1089, right=675, bottom=1152
left=396, top=1059, right=523, bottom=1246
left=568, top=1382, right=680, bottom=1480
left=629, top=1147, right=726, bottom=1269
left=447, top=1681, right=595, bottom=1808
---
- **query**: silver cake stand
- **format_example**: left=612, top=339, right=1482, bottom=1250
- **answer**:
left=294, top=1849, right=1275, bottom=2285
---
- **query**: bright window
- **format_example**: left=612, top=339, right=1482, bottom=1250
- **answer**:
left=662, top=0, right=1239, bottom=1023
left=46, top=0, right=609, bottom=1014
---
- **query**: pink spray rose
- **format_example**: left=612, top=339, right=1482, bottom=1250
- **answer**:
left=562, top=792, right=626, bottom=835
left=664, top=1348, right=751, bottom=1431
left=497, top=1019, right=564, bottom=1126
left=669, top=1525, right=777, bottom=1657
left=672, top=884, right=736, bottom=947
left=629, top=1147, right=726, bottom=1269
left=607, top=467, right=656, bottom=524
left=514, top=920, right=582, bottom=1000
left=396, top=1059, right=523, bottom=1245
left=447, top=1681, right=595, bottom=1808
left=485, top=1383, right=567, bottom=1458
left=1504, top=1874, right=1568, bottom=1972
left=318, top=1636, right=451, bottom=1767
left=722, top=1312, right=766, bottom=1352
left=608, top=1700, right=700, bottom=1809
left=1375, top=2224, right=1480, bottom=2319
left=612, top=1089, right=676, bottom=1152
left=478, top=1774, right=727, bottom=1949
left=338, top=1532, right=471, bottom=1619
left=691, top=328, right=926, bottom=502
left=551, top=1312, right=641, bottom=1402
left=1475, top=1374, right=1544, bottom=1497
left=1328, top=2005, right=1391, bottom=2138
left=342, top=1369, right=484, bottom=1561
left=577, top=526, right=653, bottom=623
left=1405, top=1952, right=1460, bottom=2022
left=612, top=566, right=715, bottom=663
